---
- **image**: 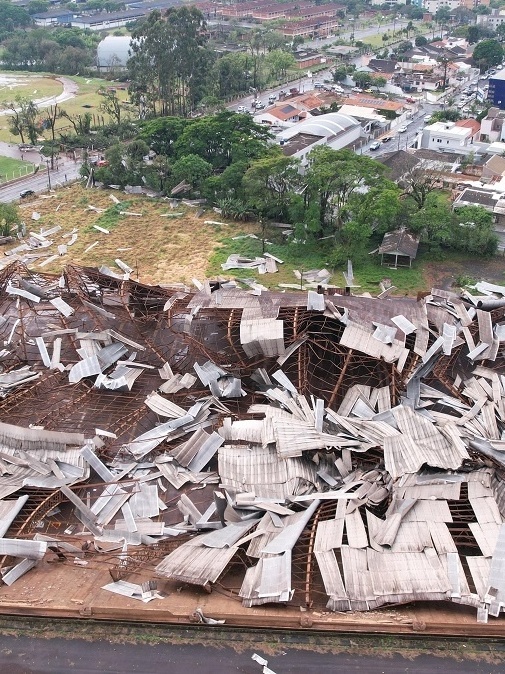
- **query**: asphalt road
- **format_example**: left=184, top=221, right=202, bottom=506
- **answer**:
left=0, top=634, right=502, bottom=674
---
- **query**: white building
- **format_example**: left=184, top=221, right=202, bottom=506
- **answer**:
left=423, top=0, right=461, bottom=13
left=419, top=120, right=477, bottom=154
left=275, top=112, right=363, bottom=164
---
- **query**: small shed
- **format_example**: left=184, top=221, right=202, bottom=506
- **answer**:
left=377, top=228, right=419, bottom=268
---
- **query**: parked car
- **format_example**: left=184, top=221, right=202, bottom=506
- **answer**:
left=237, top=105, right=247, bottom=113
left=352, top=87, right=363, bottom=93
left=424, top=114, right=432, bottom=123
left=398, top=126, right=408, bottom=133
left=268, top=94, right=276, bottom=103
left=405, top=97, right=415, bottom=103
left=370, top=141, right=381, bottom=151
left=382, top=136, right=392, bottom=143
left=254, top=102, right=265, bottom=110
left=314, top=82, right=323, bottom=89
left=332, top=86, right=344, bottom=94
left=20, top=189, right=34, bottom=198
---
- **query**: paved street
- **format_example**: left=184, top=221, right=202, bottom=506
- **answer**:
left=0, top=634, right=503, bottom=674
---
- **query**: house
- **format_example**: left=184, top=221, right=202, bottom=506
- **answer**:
left=452, top=185, right=505, bottom=249
left=419, top=120, right=480, bottom=155
left=254, top=103, right=307, bottom=128
left=275, top=112, right=363, bottom=163
left=377, top=150, right=421, bottom=182
left=475, top=111, right=504, bottom=143
left=377, top=228, right=420, bottom=268
left=482, top=154, right=505, bottom=181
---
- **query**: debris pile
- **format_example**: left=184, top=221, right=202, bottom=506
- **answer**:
left=0, top=262, right=504, bottom=624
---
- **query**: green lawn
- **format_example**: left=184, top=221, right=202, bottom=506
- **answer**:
left=0, top=156, right=33, bottom=183
left=207, top=233, right=425, bottom=295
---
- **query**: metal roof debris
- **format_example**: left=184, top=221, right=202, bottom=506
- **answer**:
left=0, top=263, right=505, bottom=622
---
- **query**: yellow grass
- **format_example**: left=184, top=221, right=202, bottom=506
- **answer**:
left=13, top=185, right=256, bottom=285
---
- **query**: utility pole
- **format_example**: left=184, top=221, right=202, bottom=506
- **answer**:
left=45, top=159, right=51, bottom=191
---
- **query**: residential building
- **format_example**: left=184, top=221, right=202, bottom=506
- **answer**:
left=476, top=8, right=505, bottom=28
left=479, top=107, right=505, bottom=143
left=487, top=71, right=505, bottom=110
left=253, top=103, right=307, bottom=129
left=420, top=119, right=480, bottom=154
left=481, top=154, right=505, bottom=181
left=423, top=0, right=460, bottom=14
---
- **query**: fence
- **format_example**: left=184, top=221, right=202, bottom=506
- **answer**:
left=0, top=164, right=35, bottom=185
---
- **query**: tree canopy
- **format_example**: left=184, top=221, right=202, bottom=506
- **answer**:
left=473, top=39, right=504, bottom=71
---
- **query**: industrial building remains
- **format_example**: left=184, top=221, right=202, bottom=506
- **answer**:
left=1, top=261, right=505, bottom=624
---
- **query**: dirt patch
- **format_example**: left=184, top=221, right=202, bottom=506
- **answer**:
left=423, top=254, right=505, bottom=292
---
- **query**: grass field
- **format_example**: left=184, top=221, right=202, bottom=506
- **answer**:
left=0, top=155, right=32, bottom=182
left=0, top=71, right=131, bottom=143
left=8, top=184, right=505, bottom=294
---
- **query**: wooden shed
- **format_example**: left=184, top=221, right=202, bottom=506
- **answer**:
left=378, top=228, right=420, bottom=268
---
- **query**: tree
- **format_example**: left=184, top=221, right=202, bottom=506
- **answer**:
left=415, top=35, right=428, bottom=47
left=305, top=147, right=387, bottom=234
left=473, top=39, right=504, bottom=72
left=172, top=111, right=272, bottom=170
left=467, top=26, right=481, bottom=45
left=171, top=154, right=212, bottom=191
left=4, top=96, right=39, bottom=145
left=264, top=49, right=296, bottom=80
left=0, top=203, right=20, bottom=237
left=372, top=76, right=387, bottom=91
left=354, top=183, right=403, bottom=235
left=409, top=192, right=453, bottom=249
left=139, top=116, right=190, bottom=157
left=353, top=71, right=372, bottom=88
left=332, top=65, right=349, bottom=83
left=99, top=89, right=124, bottom=126
left=242, top=154, right=301, bottom=220
left=451, top=206, right=498, bottom=256
left=128, top=8, right=213, bottom=118
left=400, top=160, right=444, bottom=210
left=430, top=108, right=461, bottom=123
left=434, top=7, right=451, bottom=24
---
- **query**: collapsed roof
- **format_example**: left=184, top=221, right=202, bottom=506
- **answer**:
left=0, top=262, right=505, bottom=623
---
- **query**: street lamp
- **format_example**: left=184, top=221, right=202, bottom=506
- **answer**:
left=45, top=159, right=51, bottom=191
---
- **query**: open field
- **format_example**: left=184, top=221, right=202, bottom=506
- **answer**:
left=0, top=72, right=130, bottom=144
left=5, top=184, right=505, bottom=294
left=0, top=155, right=32, bottom=182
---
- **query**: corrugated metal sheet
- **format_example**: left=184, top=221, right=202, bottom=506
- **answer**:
left=218, top=444, right=318, bottom=499
left=240, top=318, right=285, bottom=358
left=488, top=523, right=505, bottom=602
left=470, top=497, right=502, bottom=525
left=314, top=518, right=344, bottom=552
left=368, top=549, right=450, bottom=598
left=466, top=555, right=491, bottom=599
left=0, top=539, right=47, bottom=560
left=345, top=511, right=368, bottom=549
left=315, top=549, right=348, bottom=603
left=429, top=522, right=458, bottom=554
left=402, top=500, right=453, bottom=523
left=469, top=522, right=501, bottom=558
